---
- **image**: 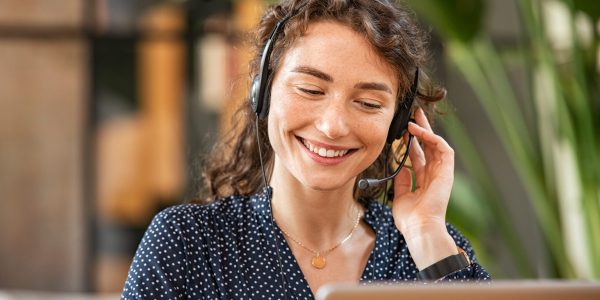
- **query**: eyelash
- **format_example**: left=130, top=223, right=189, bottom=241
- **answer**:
left=358, top=101, right=382, bottom=110
left=297, top=87, right=324, bottom=96
left=296, top=87, right=383, bottom=110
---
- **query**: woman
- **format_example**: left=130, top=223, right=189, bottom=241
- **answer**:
left=121, top=0, right=490, bottom=299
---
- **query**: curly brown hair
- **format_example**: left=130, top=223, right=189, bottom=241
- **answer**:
left=198, top=0, right=446, bottom=203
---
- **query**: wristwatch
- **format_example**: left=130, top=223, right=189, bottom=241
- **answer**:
left=417, top=247, right=471, bottom=281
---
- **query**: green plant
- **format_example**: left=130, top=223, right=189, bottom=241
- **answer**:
left=406, top=0, right=600, bottom=279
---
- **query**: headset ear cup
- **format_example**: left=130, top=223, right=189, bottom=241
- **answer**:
left=259, top=78, right=273, bottom=119
left=250, top=73, right=273, bottom=119
left=387, top=68, right=419, bottom=144
left=386, top=113, right=400, bottom=144
left=251, top=76, right=262, bottom=115
left=386, top=110, right=407, bottom=144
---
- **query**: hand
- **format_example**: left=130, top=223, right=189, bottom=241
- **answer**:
left=391, top=107, right=457, bottom=269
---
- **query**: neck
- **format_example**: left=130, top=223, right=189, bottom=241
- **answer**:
left=269, top=160, right=362, bottom=249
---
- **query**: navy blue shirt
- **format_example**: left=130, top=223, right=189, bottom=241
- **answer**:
left=121, top=187, right=490, bottom=299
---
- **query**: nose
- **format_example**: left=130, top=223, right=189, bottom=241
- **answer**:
left=315, top=100, right=351, bottom=140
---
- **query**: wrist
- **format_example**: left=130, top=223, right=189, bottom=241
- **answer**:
left=401, top=223, right=457, bottom=270
left=398, top=220, right=448, bottom=241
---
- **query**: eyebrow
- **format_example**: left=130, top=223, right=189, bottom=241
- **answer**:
left=354, top=81, right=392, bottom=94
left=291, top=65, right=333, bottom=82
left=291, top=65, right=392, bottom=94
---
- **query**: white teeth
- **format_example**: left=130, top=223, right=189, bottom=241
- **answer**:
left=302, top=139, right=350, bottom=158
left=318, top=148, right=327, bottom=157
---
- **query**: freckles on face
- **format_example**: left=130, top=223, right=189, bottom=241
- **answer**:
left=265, top=21, right=398, bottom=189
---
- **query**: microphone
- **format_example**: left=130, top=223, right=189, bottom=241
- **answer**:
left=358, top=134, right=414, bottom=189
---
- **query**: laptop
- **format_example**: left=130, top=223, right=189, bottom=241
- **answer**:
left=316, top=280, right=600, bottom=300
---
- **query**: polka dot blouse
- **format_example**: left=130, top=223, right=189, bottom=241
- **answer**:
left=121, top=187, right=490, bottom=299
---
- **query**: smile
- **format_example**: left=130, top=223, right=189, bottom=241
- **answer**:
left=300, top=138, right=352, bottom=158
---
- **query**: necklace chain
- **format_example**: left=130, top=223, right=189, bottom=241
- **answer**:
left=277, top=211, right=362, bottom=269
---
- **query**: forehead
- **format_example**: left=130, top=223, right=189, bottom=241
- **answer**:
left=276, top=20, right=399, bottom=89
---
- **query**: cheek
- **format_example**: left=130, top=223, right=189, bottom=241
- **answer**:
left=268, top=89, right=312, bottom=132
left=358, top=114, right=393, bottom=158
left=266, top=91, right=303, bottom=149
left=362, top=111, right=393, bottom=140
left=367, top=122, right=389, bottom=149
left=266, top=108, right=283, bottom=152
left=267, top=98, right=288, bottom=141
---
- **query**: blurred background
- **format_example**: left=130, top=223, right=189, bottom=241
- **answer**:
left=0, top=0, right=598, bottom=297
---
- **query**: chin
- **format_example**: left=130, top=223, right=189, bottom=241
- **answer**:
left=299, top=175, right=354, bottom=192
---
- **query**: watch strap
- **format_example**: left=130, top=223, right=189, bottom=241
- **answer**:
left=417, top=247, right=471, bottom=281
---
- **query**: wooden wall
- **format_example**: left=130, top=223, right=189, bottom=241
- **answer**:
left=0, top=0, right=88, bottom=292
left=0, top=0, right=264, bottom=293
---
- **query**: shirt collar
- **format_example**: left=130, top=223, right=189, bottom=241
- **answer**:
left=250, top=186, right=389, bottom=235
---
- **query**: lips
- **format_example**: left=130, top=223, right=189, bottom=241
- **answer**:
left=300, top=138, right=353, bottom=158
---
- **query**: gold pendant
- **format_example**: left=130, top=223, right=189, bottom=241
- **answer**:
left=311, top=254, right=326, bottom=269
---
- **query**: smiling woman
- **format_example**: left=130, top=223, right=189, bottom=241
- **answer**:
left=121, top=0, right=490, bottom=299
left=267, top=21, right=397, bottom=194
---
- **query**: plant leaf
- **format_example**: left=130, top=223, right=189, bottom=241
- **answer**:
left=405, top=0, right=485, bottom=43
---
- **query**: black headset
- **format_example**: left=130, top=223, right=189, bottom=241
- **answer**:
left=250, top=15, right=419, bottom=145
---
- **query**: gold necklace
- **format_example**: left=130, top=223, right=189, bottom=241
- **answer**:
left=277, top=211, right=362, bottom=270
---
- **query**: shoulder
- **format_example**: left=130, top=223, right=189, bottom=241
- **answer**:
left=148, top=193, right=261, bottom=235
left=158, top=194, right=252, bottom=220
left=362, top=199, right=396, bottom=233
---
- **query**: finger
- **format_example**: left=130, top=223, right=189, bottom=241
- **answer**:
left=393, top=166, right=413, bottom=197
left=413, top=108, right=437, bottom=159
left=415, top=107, right=433, bottom=133
left=408, top=122, right=454, bottom=167
left=404, top=127, right=425, bottom=174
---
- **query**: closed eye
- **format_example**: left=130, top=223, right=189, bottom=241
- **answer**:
left=357, top=100, right=382, bottom=110
left=297, top=87, right=324, bottom=96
